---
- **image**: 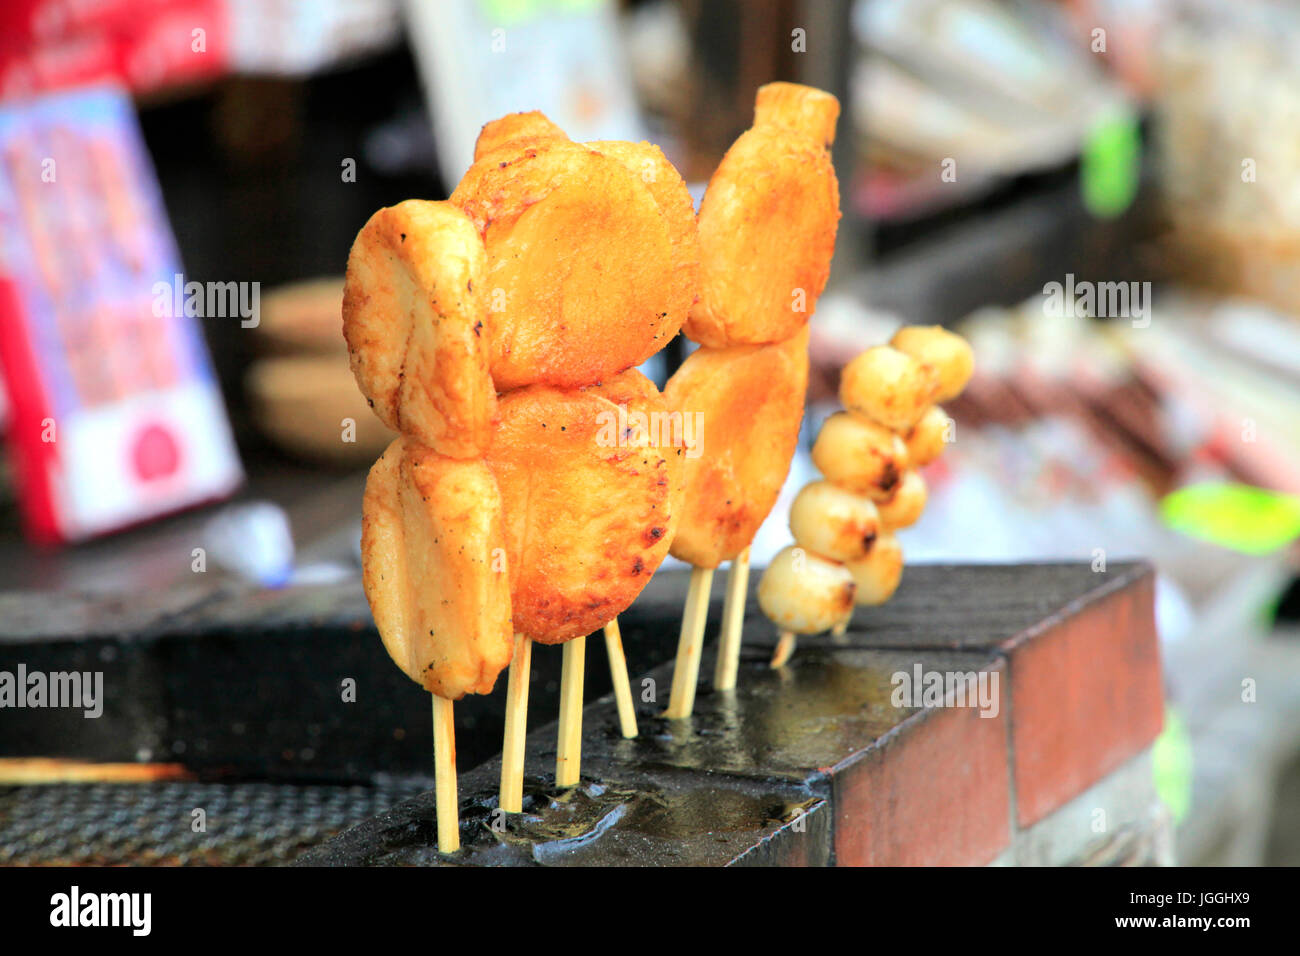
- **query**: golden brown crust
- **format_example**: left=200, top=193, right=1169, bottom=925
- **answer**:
left=473, top=110, right=567, bottom=161
left=788, top=481, right=880, bottom=563
left=905, top=405, right=950, bottom=468
left=839, top=345, right=940, bottom=432
left=451, top=141, right=678, bottom=391
left=485, top=369, right=685, bottom=643
left=665, top=328, right=810, bottom=568
left=890, top=325, right=975, bottom=402
left=811, top=411, right=909, bottom=501
left=342, top=200, right=496, bottom=459
left=685, top=128, right=840, bottom=347
left=684, top=84, right=840, bottom=348
left=754, top=81, right=841, bottom=149
left=586, top=139, right=699, bottom=349
left=361, top=438, right=514, bottom=699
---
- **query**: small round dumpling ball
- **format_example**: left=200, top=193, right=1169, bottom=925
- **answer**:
left=876, top=470, right=927, bottom=530
left=905, top=405, right=952, bottom=468
left=789, top=480, right=880, bottom=562
left=839, top=345, right=939, bottom=432
left=811, top=412, right=909, bottom=501
left=758, top=545, right=856, bottom=635
left=845, top=532, right=904, bottom=605
left=890, top=325, right=973, bottom=402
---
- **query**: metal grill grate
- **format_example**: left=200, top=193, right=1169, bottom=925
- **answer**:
left=0, top=779, right=427, bottom=866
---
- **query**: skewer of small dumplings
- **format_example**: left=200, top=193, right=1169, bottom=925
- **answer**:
left=759, top=326, right=974, bottom=665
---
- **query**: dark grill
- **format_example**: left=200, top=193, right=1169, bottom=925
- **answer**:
left=0, top=779, right=427, bottom=866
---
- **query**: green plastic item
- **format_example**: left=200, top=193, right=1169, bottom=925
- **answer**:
left=1153, top=705, right=1193, bottom=825
left=1160, top=482, right=1300, bottom=556
left=1080, top=108, right=1141, bottom=219
left=479, top=0, right=545, bottom=25
left=480, top=0, right=602, bottom=25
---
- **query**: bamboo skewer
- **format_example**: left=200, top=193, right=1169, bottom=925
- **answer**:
left=431, top=694, right=459, bottom=853
left=499, top=633, right=532, bottom=813
left=665, top=565, right=715, bottom=719
left=555, top=635, right=586, bottom=786
left=769, top=631, right=797, bottom=669
left=713, top=547, right=751, bottom=692
left=603, top=618, right=638, bottom=738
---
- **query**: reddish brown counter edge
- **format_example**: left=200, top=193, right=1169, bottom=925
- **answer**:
left=834, top=561, right=1163, bottom=837
left=1003, top=568, right=1163, bottom=827
left=831, top=658, right=1012, bottom=866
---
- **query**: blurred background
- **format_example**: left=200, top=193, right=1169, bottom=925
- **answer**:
left=1, top=0, right=1299, bottom=865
